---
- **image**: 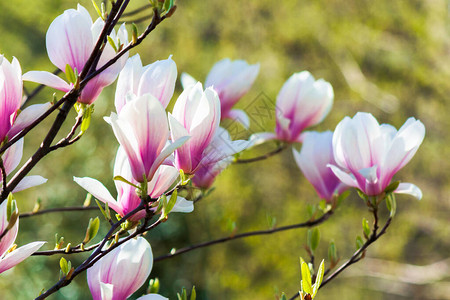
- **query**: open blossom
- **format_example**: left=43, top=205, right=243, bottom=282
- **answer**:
left=0, top=56, right=51, bottom=142
left=328, top=112, right=425, bottom=199
left=107, top=93, right=189, bottom=183
left=23, top=4, right=128, bottom=104
left=0, top=200, right=45, bottom=274
left=292, top=131, right=347, bottom=202
left=87, top=237, right=153, bottom=300
left=250, top=71, right=333, bottom=145
left=192, top=127, right=249, bottom=189
left=168, top=82, right=221, bottom=174
left=115, top=54, right=177, bottom=112
left=74, top=148, right=193, bottom=221
left=181, top=58, right=259, bottom=128
left=1, top=139, right=47, bottom=193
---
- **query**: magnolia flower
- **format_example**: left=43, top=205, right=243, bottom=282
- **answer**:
left=74, top=148, right=193, bottom=221
left=107, top=93, right=189, bottom=183
left=87, top=237, right=153, bottom=300
left=115, top=54, right=177, bottom=112
left=1, top=139, right=47, bottom=193
left=0, top=200, right=45, bottom=274
left=192, top=127, right=249, bottom=189
left=250, top=71, right=333, bottom=145
left=292, top=131, right=347, bottom=202
left=181, top=58, right=259, bottom=128
left=329, top=112, right=425, bottom=199
left=23, top=4, right=128, bottom=104
left=0, top=56, right=51, bottom=142
left=168, top=82, right=221, bottom=174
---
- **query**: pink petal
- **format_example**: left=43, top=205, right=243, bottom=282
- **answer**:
left=73, top=176, right=123, bottom=215
left=0, top=241, right=45, bottom=274
left=8, top=103, right=52, bottom=139
left=225, top=109, right=250, bottom=129
left=2, top=138, right=23, bottom=175
left=180, top=72, right=197, bottom=89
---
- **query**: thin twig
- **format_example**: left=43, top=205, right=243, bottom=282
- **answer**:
left=234, top=144, right=287, bottom=164
left=121, top=4, right=151, bottom=17
left=154, top=210, right=334, bottom=262
left=0, top=158, right=7, bottom=193
left=19, top=206, right=98, bottom=219
left=288, top=214, right=393, bottom=300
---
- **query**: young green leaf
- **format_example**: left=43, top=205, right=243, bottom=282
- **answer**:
left=280, top=293, right=287, bottom=300
left=328, top=240, right=337, bottom=264
left=59, top=257, right=68, bottom=275
left=311, top=259, right=325, bottom=298
left=148, top=278, right=160, bottom=294
left=83, top=217, right=100, bottom=244
left=190, top=286, right=196, bottom=300
left=384, top=180, right=400, bottom=194
left=362, top=218, right=371, bottom=238
left=113, top=175, right=141, bottom=189
left=300, top=257, right=312, bottom=295
left=386, top=193, right=397, bottom=217
left=65, top=64, right=77, bottom=84
left=356, top=236, right=364, bottom=250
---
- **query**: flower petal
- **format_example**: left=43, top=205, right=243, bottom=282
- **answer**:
left=394, top=182, right=422, bottom=200
left=8, top=103, right=52, bottom=139
left=12, top=175, right=47, bottom=193
left=0, top=241, right=45, bottom=274
left=22, top=71, right=71, bottom=92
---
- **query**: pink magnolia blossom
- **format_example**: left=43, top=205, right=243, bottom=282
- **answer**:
left=23, top=4, right=128, bottom=104
left=107, top=93, right=189, bottom=183
left=115, top=54, right=177, bottom=112
left=328, top=112, right=425, bottom=199
left=0, top=200, right=45, bottom=274
left=74, top=148, right=193, bottom=221
left=181, top=58, right=259, bottom=128
left=0, top=56, right=51, bottom=142
left=1, top=139, right=47, bottom=193
left=168, top=82, right=221, bottom=174
left=192, top=127, right=249, bottom=189
left=87, top=237, right=152, bottom=300
left=292, top=131, right=347, bottom=202
left=250, top=71, right=333, bottom=145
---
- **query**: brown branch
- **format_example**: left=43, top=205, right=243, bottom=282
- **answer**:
left=154, top=210, right=334, bottom=263
left=234, top=144, right=287, bottom=164
left=0, top=158, right=7, bottom=193
left=20, top=206, right=98, bottom=219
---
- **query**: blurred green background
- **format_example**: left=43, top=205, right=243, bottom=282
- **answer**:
left=0, top=0, right=449, bottom=299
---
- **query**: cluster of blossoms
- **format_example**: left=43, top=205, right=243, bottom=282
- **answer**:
left=0, top=2, right=425, bottom=299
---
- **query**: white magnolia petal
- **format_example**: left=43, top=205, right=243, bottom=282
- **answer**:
left=12, top=175, right=47, bottom=193
left=180, top=72, right=197, bottom=89
left=226, top=109, right=250, bottom=129
left=0, top=241, right=45, bottom=274
left=248, top=132, right=277, bottom=147
left=73, top=176, right=122, bottom=214
left=22, top=71, right=71, bottom=92
left=394, top=183, right=423, bottom=200
left=171, top=196, right=194, bottom=213
left=328, top=164, right=359, bottom=188
left=8, top=103, right=52, bottom=139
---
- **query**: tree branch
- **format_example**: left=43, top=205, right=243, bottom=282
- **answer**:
left=154, top=210, right=334, bottom=263
left=234, top=144, right=287, bottom=164
left=19, top=206, right=98, bottom=219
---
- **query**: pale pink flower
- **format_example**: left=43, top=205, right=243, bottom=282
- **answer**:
left=23, top=4, right=128, bottom=104
left=181, top=58, right=259, bottom=128
left=0, top=200, right=45, bottom=274
left=0, top=56, right=51, bottom=142
left=292, top=131, right=347, bottom=202
left=74, top=148, right=193, bottom=221
left=106, top=94, right=189, bottom=183
left=168, top=82, right=221, bottom=174
left=136, top=295, right=168, bottom=300
left=328, top=112, right=425, bottom=199
left=192, top=127, right=249, bottom=189
left=87, top=237, right=152, bottom=300
left=115, top=54, right=177, bottom=112
left=250, top=71, right=333, bottom=145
